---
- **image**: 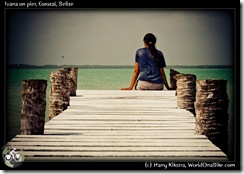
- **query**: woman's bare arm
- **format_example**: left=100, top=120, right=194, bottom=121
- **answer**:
left=121, top=62, right=140, bottom=90
left=160, top=68, right=174, bottom=90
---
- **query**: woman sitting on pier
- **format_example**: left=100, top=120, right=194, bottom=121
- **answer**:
left=121, top=33, right=174, bottom=90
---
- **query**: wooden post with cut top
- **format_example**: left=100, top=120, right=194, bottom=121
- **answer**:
left=194, top=79, right=229, bottom=155
left=49, top=69, right=69, bottom=120
left=173, top=73, right=197, bottom=115
left=20, top=79, right=47, bottom=135
left=169, top=69, right=180, bottom=90
left=49, top=67, right=78, bottom=120
left=69, top=67, right=78, bottom=96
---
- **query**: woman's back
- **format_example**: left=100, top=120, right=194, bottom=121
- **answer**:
left=136, top=47, right=166, bottom=84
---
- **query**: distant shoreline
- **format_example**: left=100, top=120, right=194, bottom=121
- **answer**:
left=7, top=64, right=233, bottom=69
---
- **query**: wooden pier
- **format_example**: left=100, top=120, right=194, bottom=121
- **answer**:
left=6, top=89, right=228, bottom=162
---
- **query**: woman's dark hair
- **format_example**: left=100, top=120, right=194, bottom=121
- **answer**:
left=143, top=33, right=160, bottom=67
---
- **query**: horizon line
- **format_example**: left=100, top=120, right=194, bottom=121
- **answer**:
left=7, top=64, right=233, bottom=67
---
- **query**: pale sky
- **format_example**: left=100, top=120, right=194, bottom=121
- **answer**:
left=6, top=9, right=234, bottom=66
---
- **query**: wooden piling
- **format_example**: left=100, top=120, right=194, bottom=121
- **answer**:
left=49, top=67, right=78, bottom=120
left=69, top=67, right=78, bottom=96
left=49, top=69, right=70, bottom=120
left=194, top=79, right=229, bottom=155
left=169, top=69, right=180, bottom=90
left=61, top=67, right=78, bottom=96
left=59, top=68, right=71, bottom=107
left=173, top=73, right=196, bottom=115
left=20, top=80, right=47, bottom=135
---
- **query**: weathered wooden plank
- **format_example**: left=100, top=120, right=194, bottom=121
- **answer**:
left=7, top=146, right=221, bottom=152
left=72, top=97, right=175, bottom=101
left=62, top=108, right=182, bottom=112
left=7, top=141, right=215, bottom=147
left=45, top=123, right=195, bottom=126
left=68, top=103, right=178, bottom=108
left=10, top=138, right=213, bottom=143
left=60, top=109, right=193, bottom=114
left=15, top=134, right=208, bottom=139
left=43, top=130, right=199, bottom=135
left=49, top=116, right=194, bottom=121
left=70, top=97, right=177, bottom=101
left=70, top=99, right=177, bottom=102
left=45, top=123, right=195, bottom=127
left=13, top=151, right=227, bottom=157
left=45, top=125, right=194, bottom=130
left=45, top=120, right=196, bottom=125
left=75, top=90, right=176, bottom=95
left=79, top=131, right=199, bottom=136
left=24, top=156, right=228, bottom=162
left=53, top=111, right=194, bottom=116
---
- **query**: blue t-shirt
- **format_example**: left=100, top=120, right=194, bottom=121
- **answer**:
left=135, top=48, right=166, bottom=84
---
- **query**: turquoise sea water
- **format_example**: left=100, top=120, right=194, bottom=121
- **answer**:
left=5, top=68, right=235, bottom=158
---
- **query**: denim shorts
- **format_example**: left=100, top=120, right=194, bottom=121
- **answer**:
left=135, top=80, right=164, bottom=90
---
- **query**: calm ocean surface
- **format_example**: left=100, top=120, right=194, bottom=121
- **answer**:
left=5, top=68, right=234, bottom=158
